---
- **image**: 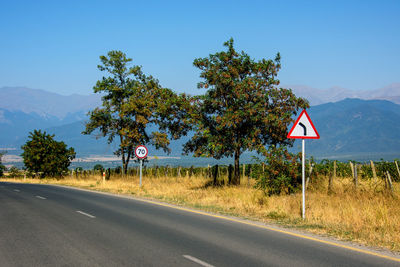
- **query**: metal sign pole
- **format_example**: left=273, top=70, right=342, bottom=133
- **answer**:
left=302, top=139, right=305, bottom=219
left=139, top=159, right=143, bottom=187
left=287, top=110, right=319, bottom=220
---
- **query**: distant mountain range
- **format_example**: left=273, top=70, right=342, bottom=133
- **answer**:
left=2, top=85, right=400, bottom=162
left=0, top=87, right=101, bottom=119
left=289, top=83, right=400, bottom=106
left=302, top=98, right=400, bottom=160
left=2, top=84, right=400, bottom=118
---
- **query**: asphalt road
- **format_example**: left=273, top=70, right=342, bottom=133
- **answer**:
left=0, top=182, right=399, bottom=267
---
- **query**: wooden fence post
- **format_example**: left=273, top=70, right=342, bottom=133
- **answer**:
left=306, top=162, right=314, bottom=189
left=165, top=166, right=169, bottom=177
left=386, top=171, right=394, bottom=192
left=370, top=160, right=378, bottom=180
left=395, top=161, right=400, bottom=180
left=247, top=165, right=251, bottom=187
left=333, top=161, right=337, bottom=179
left=328, top=171, right=333, bottom=194
left=350, top=162, right=355, bottom=180
left=353, top=164, right=358, bottom=188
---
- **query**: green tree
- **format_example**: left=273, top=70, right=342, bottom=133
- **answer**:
left=184, top=39, right=308, bottom=184
left=83, top=50, right=190, bottom=175
left=0, top=152, right=5, bottom=177
left=21, top=130, right=76, bottom=177
left=93, top=164, right=104, bottom=172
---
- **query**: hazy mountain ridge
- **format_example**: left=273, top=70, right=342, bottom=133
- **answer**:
left=289, top=83, right=400, bottom=106
left=303, top=98, right=400, bottom=159
left=2, top=86, right=400, bottom=161
left=2, top=84, right=400, bottom=119
left=0, top=87, right=101, bottom=119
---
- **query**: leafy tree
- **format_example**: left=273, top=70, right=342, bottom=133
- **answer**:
left=21, top=130, right=76, bottom=177
left=184, top=39, right=308, bottom=184
left=84, top=50, right=190, bottom=175
left=0, top=152, right=5, bottom=177
left=93, top=164, right=104, bottom=172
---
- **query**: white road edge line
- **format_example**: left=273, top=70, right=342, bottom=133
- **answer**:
left=76, top=210, right=96, bottom=218
left=13, top=189, right=20, bottom=192
left=183, top=255, right=215, bottom=267
left=36, top=196, right=46, bottom=200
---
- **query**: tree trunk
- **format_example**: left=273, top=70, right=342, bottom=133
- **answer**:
left=124, top=149, right=132, bottom=176
left=121, top=154, right=126, bottom=175
left=228, top=164, right=233, bottom=184
left=120, top=135, right=127, bottom=175
left=213, top=164, right=219, bottom=186
left=232, top=150, right=240, bottom=185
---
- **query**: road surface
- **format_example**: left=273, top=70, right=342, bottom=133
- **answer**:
left=0, top=182, right=399, bottom=266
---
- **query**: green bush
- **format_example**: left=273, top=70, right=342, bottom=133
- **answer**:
left=253, top=146, right=301, bottom=196
left=9, top=166, right=21, bottom=178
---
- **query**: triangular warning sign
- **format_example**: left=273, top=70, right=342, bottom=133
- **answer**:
left=287, top=110, right=320, bottom=139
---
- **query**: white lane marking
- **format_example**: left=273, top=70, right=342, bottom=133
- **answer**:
left=36, top=196, right=46, bottom=200
left=13, top=189, right=20, bottom=192
left=76, top=210, right=96, bottom=218
left=183, top=255, right=215, bottom=267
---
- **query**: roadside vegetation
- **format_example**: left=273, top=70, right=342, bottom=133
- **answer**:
left=2, top=160, right=400, bottom=252
left=21, top=130, right=75, bottom=177
left=0, top=151, right=6, bottom=177
left=6, top=39, right=399, bottom=253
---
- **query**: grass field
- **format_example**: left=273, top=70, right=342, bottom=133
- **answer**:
left=2, top=174, right=400, bottom=252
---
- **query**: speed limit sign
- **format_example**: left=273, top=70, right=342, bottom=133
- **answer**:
left=135, top=145, right=148, bottom=159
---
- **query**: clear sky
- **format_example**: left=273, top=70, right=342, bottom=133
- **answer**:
left=1, top=0, right=399, bottom=96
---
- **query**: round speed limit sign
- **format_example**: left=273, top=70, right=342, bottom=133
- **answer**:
left=135, top=145, right=148, bottom=159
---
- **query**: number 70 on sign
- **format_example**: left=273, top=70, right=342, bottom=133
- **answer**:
left=135, top=145, right=148, bottom=159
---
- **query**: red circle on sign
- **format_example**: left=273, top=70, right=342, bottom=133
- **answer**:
left=135, top=145, right=148, bottom=159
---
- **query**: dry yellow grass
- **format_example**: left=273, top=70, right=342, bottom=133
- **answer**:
left=3, top=174, right=400, bottom=252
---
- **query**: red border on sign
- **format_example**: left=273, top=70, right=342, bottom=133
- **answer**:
left=287, top=109, right=320, bottom=139
left=135, top=145, right=148, bottom=159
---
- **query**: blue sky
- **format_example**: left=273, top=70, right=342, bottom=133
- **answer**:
left=0, top=0, right=399, bottom=96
